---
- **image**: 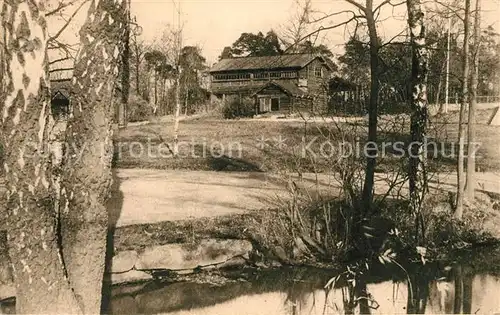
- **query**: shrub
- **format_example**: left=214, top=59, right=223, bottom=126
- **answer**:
left=221, top=95, right=255, bottom=119
left=127, top=94, right=152, bottom=122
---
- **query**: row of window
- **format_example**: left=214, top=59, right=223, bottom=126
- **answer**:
left=212, top=71, right=299, bottom=81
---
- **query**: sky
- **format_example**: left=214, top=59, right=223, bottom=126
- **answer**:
left=50, top=0, right=500, bottom=65
left=130, top=0, right=500, bottom=65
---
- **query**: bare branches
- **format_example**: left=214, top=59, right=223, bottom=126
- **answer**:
left=49, top=56, right=73, bottom=65
left=308, top=10, right=359, bottom=24
left=45, top=0, right=85, bottom=17
left=283, top=14, right=362, bottom=54
left=48, top=0, right=87, bottom=42
left=344, top=0, right=367, bottom=13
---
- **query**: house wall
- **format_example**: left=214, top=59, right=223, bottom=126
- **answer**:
left=210, top=75, right=298, bottom=93
left=209, top=57, right=333, bottom=115
left=298, top=59, right=330, bottom=114
left=255, top=85, right=291, bottom=113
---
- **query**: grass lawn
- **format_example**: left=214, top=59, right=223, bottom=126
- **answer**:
left=113, top=109, right=500, bottom=173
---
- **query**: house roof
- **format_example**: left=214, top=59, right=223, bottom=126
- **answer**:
left=210, top=54, right=332, bottom=73
left=51, top=79, right=72, bottom=99
left=252, top=81, right=312, bottom=99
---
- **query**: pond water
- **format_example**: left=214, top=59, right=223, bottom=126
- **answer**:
left=1, top=246, right=499, bottom=314
left=109, top=246, right=500, bottom=315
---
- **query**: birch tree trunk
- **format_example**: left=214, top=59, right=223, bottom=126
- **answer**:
left=58, top=0, right=127, bottom=313
left=0, top=1, right=82, bottom=312
left=406, top=0, right=429, bottom=243
left=455, top=0, right=471, bottom=219
left=465, top=0, right=481, bottom=201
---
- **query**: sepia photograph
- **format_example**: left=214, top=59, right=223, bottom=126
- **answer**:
left=1, top=0, right=500, bottom=313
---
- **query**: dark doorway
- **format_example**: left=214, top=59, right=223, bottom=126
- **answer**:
left=271, top=98, right=279, bottom=111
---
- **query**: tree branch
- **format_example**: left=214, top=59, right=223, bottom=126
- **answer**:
left=49, top=67, right=74, bottom=73
left=48, top=0, right=87, bottom=42
left=283, top=15, right=362, bottom=54
left=344, top=0, right=367, bottom=13
left=309, top=9, right=358, bottom=24
left=49, top=57, right=73, bottom=65
left=45, top=0, right=86, bottom=17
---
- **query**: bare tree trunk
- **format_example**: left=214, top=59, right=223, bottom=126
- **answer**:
left=173, top=68, right=181, bottom=156
left=135, top=58, right=140, bottom=92
left=0, top=1, right=81, bottom=312
left=361, top=7, right=380, bottom=212
left=185, top=87, right=189, bottom=115
left=59, top=0, right=127, bottom=313
left=436, top=59, right=447, bottom=110
left=407, top=0, right=429, bottom=243
left=119, top=0, right=131, bottom=128
left=154, top=70, right=158, bottom=110
left=453, top=265, right=463, bottom=313
left=466, top=0, right=481, bottom=201
left=455, top=0, right=471, bottom=219
left=148, top=70, right=155, bottom=113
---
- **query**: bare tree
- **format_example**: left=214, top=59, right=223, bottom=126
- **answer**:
left=454, top=0, right=471, bottom=220
left=340, top=0, right=400, bottom=211
left=285, top=0, right=406, bottom=212
left=280, top=0, right=313, bottom=49
left=465, top=0, right=481, bottom=201
left=130, top=29, right=150, bottom=94
left=46, top=0, right=90, bottom=64
left=406, top=0, right=429, bottom=243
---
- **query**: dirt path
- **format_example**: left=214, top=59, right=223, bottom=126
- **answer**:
left=2, top=169, right=499, bottom=227
left=107, top=169, right=500, bottom=227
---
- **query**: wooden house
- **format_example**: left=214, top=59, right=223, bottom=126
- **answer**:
left=328, top=76, right=364, bottom=115
left=209, top=54, right=334, bottom=115
left=49, top=58, right=122, bottom=122
left=49, top=58, right=74, bottom=120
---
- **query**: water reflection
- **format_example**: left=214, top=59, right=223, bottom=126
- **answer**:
left=2, top=250, right=500, bottom=314
left=109, top=262, right=500, bottom=315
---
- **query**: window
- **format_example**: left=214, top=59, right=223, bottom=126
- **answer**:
left=254, top=72, right=269, bottom=79
left=212, top=73, right=250, bottom=81
left=281, top=71, right=297, bottom=78
left=270, top=72, right=281, bottom=78
left=315, top=66, right=323, bottom=78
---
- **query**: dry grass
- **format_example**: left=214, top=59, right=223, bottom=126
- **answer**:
left=113, top=110, right=500, bottom=173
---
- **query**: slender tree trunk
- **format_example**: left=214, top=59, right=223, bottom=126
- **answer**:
left=0, top=1, right=82, bottom=312
left=361, top=8, right=380, bottom=212
left=436, top=59, right=447, bottom=110
left=455, top=0, right=471, bottom=219
left=453, top=265, right=463, bottom=313
left=184, top=87, right=189, bottom=115
left=58, top=0, right=127, bottom=313
left=135, top=58, right=140, bottom=92
left=466, top=0, right=481, bottom=201
left=133, top=37, right=140, bottom=93
left=173, top=68, right=181, bottom=156
left=119, top=0, right=130, bottom=128
left=407, top=0, right=429, bottom=244
left=154, top=70, right=158, bottom=110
